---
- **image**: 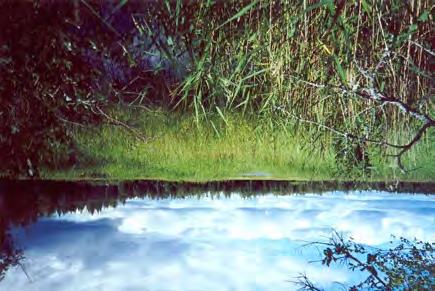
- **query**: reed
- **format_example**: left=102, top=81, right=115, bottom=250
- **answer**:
left=138, top=0, right=432, bottom=172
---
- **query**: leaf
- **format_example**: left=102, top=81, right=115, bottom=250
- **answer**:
left=217, top=0, right=259, bottom=30
left=210, top=120, right=221, bottom=137
left=215, top=106, right=228, bottom=126
left=334, top=57, right=347, bottom=84
left=408, top=24, right=418, bottom=32
left=101, top=0, right=129, bottom=25
left=241, top=68, right=269, bottom=81
left=305, top=0, right=334, bottom=13
left=175, top=0, right=181, bottom=29
left=112, top=0, right=128, bottom=14
left=167, top=36, right=174, bottom=46
left=418, top=10, right=429, bottom=22
left=396, top=23, right=419, bottom=44
left=361, top=0, right=370, bottom=14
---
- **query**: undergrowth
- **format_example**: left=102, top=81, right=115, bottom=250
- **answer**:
left=42, top=108, right=434, bottom=181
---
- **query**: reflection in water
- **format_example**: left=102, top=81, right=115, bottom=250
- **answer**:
left=0, top=180, right=434, bottom=290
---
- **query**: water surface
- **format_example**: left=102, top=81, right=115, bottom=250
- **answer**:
left=0, top=182, right=434, bottom=290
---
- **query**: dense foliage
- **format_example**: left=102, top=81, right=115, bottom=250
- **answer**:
left=0, top=0, right=433, bottom=177
left=0, top=1, right=106, bottom=176
left=0, top=0, right=192, bottom=177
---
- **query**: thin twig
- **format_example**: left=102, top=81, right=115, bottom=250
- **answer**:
left=95, top=106, right=148, bottom=142
left=80, top=0, right=122, bottom=38
left=279, top=107, right=406, bottom=149
left=56, top=116, right=87, bottom=128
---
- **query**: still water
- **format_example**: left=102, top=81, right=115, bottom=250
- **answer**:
left=0, top=182, right=434, bottom=290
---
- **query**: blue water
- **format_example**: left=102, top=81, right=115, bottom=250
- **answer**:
left=1, top=191, right=434, bottom=290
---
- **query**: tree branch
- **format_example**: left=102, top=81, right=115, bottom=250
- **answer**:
left=95, top=106, right=148, bottom=143
left=286, top=46, right=434, bottom=172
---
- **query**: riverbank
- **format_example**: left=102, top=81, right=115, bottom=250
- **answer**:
left=39, top=108, right=434, bottom=182
left=1, top=179, right=435, bottom=197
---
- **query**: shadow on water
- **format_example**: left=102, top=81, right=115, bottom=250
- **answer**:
left=0, top=179, right=434, bottom=282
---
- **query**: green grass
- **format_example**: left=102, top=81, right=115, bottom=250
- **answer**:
left=41, top=108, right=434, bottom=182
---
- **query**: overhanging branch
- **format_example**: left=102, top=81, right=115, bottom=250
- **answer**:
left=286, top=47, right=434, bottom=172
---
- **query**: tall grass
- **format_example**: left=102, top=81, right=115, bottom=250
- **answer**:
left=43, top=1, right=433, bottom=180
left=43, top=108, right=338, bottom=180
left=134, top=0, right=433, bottom=172
left=42, top=107, right=434, bottom=181
left=172, top=0, right=431, bottom=122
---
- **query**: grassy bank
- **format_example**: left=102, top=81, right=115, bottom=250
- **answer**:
left=41, top=108, right=434, bottom=182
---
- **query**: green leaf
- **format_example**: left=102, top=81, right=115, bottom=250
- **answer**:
left=361, top=0, right=370, bottom=14
left=334, top=57, right=347, bottom=84
left=210, top=120, right=221, bottom=137
left=418, top=10, right=429, bottom=22
left=217, top=1, right=259, bottom=30
left=409, top=24, right=418, bottom=32
left=305, top=0, right=334, bottom=13
left=167, top=36, right=174, bottom=46
left=111, top=0, right=129, bottom=16
left=175, top=0, right=181, bottom=28
left=215, top=106, right=228, bottom=126
left=241, top=68, right=269, bottom=81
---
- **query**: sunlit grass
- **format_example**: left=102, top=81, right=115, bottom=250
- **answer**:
left=368, top=127, right=435, bottom=181
left=42, top=108, right=434, bottom=182
left=43, top=109, right=336, bottom=181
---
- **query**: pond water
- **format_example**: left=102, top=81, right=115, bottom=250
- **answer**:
left=0, top=182, right=434, bottom=290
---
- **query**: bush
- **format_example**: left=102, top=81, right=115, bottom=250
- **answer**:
left=0, top=0, right=105, bottom=177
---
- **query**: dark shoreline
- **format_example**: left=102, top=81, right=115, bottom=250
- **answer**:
left=1, top=179, right=434, bottom=197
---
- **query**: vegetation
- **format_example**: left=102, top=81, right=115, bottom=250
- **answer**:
left=0, top=0, right=433, bottom=180
left=294, top=233, right=434, bottom=290
left=42, top=108, right=434, bottom=181
left=42, top=108, right=337, bottom=181
left=0, top=0, right=107, bottom=176
left=161, top=0, right=434, bottom=174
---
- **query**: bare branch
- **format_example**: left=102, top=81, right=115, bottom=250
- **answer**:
left=388, top=122, right=433, bottom=173
left=95, top=106, right=148, bottom=143
left=290, top=273, right=324, bottom=291
left=278, top=107, right=407, bottom=149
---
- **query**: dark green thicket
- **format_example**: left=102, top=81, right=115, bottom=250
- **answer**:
left=0, top=1, right=106, bottom=177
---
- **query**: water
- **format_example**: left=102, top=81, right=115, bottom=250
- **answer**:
left=0, top=182, right=434, bottom=290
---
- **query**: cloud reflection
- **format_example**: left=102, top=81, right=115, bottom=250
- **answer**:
left=1, top=191, right=434, bottom=290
